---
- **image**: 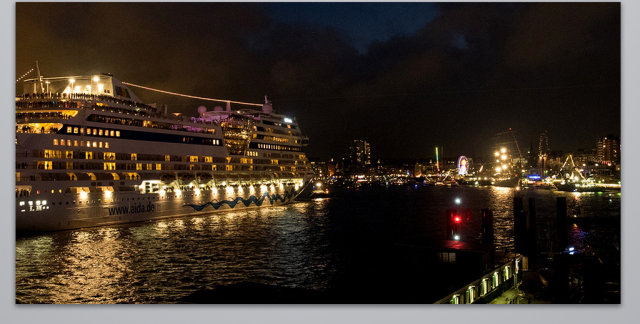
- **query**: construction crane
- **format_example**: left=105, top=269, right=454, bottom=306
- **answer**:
left=508, top=128, right=524, bottom=168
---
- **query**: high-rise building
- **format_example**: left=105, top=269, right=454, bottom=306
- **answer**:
left=349, top=139, right=371, bottom=168
left=538, top=130, right=551, bottom=173
left=596, top=135, right=620, bottom=166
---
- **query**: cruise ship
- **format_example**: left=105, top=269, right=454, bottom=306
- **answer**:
left=15, top=71, right=313, bottom=232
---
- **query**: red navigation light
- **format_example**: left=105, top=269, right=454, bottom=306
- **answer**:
left=454, top=215, right=462, bottom=223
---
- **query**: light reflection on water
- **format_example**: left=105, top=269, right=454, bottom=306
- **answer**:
left=16, top=186, right=619, bottom=303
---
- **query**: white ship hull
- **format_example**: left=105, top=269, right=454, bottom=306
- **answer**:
left=17, top=182, right=309, bottom=232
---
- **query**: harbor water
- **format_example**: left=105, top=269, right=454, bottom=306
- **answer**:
left=15, top=186, right=620, bottom=303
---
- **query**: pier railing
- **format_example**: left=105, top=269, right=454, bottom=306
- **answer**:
left=435, top=255, right=522, bottom=304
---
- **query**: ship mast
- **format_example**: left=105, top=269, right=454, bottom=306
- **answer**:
left=35, top=61, right=44, bottom=94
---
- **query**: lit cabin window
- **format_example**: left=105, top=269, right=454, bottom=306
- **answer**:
left=80, top=128, right=84, bottom=134
left=53, top=139, right=58, bottom=145
left=156, top=164, right=162, bottom=170
left=146, top=164, right=152, bottom=170
left=115, top=131, right=120, bottom=137
left=131, top=153, right=137, bottom=160
left=98, top=142, right=103, bottom=148
left=105, top=142, right=109, bottom=148
left=226, top=165, right=233, bottom=171
left=73, top=127, right=78, bottom=134
left=165, top=155, right=170, bottom=162
left=92, top=141, right=97, bottom=148
left=86, top=141, right=91, bottom=147
left=204, top=156, right=212, bottom=163
left=110, top=130, right=114, bottom=137
left=74, top=140, right=78, bottom=147
left=211, top=165, right=217, bottom=171
left=98, top=129, right=103, bottom=136
left=136, top=163, right=142, bottom=170
left=92, top=129, right=97, bottom=135
left=67, top=127, right=72, bottom=133
left=190, top=156, right=198, bottom=163
left=87, top=128, right=91, bottom=134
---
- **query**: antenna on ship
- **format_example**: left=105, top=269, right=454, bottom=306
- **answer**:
left=35, top=61, right=44, bottom=94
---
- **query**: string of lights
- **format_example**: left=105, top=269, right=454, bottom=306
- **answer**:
left=16, top=67, right=34, bottom=82
left=121, top=82, right=263, bottom=107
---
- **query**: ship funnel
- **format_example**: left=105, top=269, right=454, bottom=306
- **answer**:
left=197, top=105, right=207, bottom=116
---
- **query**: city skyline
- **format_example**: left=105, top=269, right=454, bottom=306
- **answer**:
left=16, top=2, right=620, bottom=159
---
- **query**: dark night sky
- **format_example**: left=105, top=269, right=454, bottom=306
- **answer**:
left=15, top=2, right=620, bottom=160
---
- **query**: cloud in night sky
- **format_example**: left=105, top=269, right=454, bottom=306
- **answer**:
left=16, top=2, right=619, bottom=160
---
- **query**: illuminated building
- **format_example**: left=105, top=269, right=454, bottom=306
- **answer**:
left=348, top=139, right=371, bottom=171
left=596, top=135, right=620, bottom=166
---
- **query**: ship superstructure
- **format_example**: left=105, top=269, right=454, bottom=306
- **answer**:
left=16, top=72, right=313, bottom=232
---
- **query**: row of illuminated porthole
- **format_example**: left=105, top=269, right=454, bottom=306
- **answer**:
left=66, top=126, right=120, bottom=137
left=53, top=138, right=110, bottom=149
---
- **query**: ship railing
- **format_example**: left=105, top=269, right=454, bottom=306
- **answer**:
left=17, top=93, right=158, bottom=113
left=435, top=255, right=522, bottom=304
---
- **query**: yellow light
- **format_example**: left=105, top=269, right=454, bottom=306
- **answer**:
left=494, top=152, right=500, bottom=157
left=159, top=189, right=166, bottom=196
left=501, top=154, right=507, bottom=160
left=249, top=185, right=255, bottom=194
left=316, top=182, right=322, bottom=188
left=226, top=186, right=234, bottom=194
left=238, top=186, right=244, bottom=194
left=194, top=188, right=201, bottom=196
left=502, top=164, right=508, bottom=169
left=69, top=78, right=75, bottom=83
left=260, top=185, right=268, bottom=193
left=175, top=188, right=182, bottom=197
left=495, top=166, right=502, bottom=172
left=93, top=76, right=100, bottom=82
left=80, top=191, right=88, bottom=199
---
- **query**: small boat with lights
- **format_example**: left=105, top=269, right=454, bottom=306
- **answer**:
left=15, top=64, right=313, bottom=232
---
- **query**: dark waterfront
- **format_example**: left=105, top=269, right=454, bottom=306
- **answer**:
left=15, top=186, right=620, bottom=304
